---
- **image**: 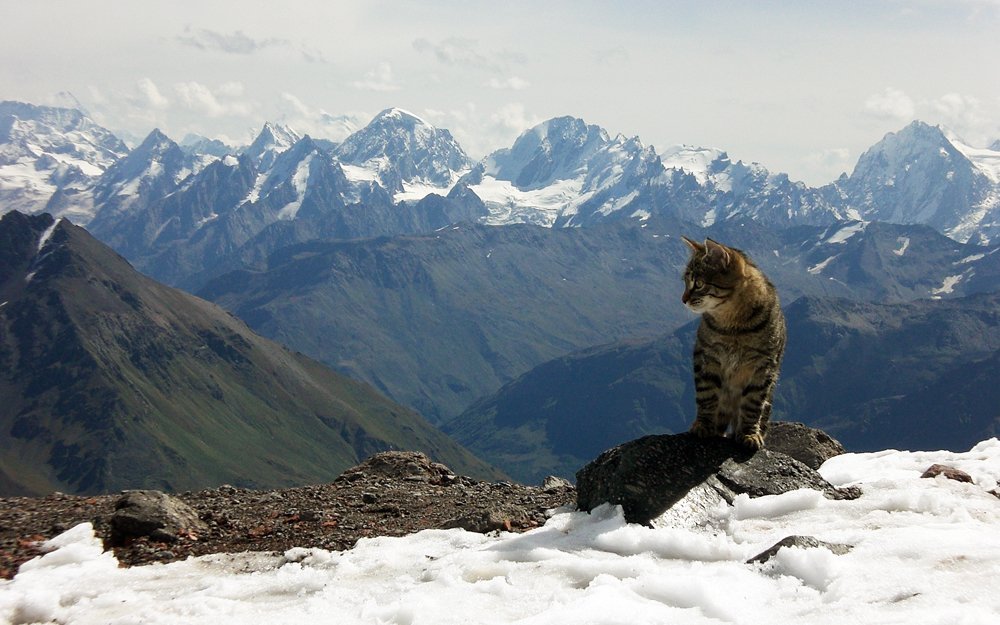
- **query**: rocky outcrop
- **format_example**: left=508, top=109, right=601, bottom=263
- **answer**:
left=765, top=421, right=846, bottom=469
left=576, top=433, right=860, bottom=525
left=336, top=451, right=459, bottom=485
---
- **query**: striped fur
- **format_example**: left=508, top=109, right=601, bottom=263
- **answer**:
left=681, top=237, right=786, bottom=450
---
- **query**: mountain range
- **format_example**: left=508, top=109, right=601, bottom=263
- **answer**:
left=3, top=99, right=1000, bottom=487
left=3, top=100, right=1000, bottom=279
left=0, top=210, right=499, bottom=496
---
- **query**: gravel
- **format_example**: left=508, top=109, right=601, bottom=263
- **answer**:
left=0, top=452, right=576, bottom=579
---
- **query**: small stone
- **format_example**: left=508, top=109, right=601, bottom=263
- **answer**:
left=541, top=476, right=573, bottom=492
left=921, top=464, right=974, bottom=483
left=748, top=535, right=853, bottom=564
left=361, top=492, right=378, bottom=504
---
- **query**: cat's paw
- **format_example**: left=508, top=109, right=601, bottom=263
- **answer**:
left=739, top=431, right=765, bottom=450
left=689, top=420, right=716, bottom=438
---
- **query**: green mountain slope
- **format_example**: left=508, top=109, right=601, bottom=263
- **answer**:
left=446, top=293, right=1000, bottom=483
left=0, top=211, right=500, bottom=496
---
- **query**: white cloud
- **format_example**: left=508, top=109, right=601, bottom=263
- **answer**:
left=486, top=76, right=530, bottom=90
left=351, top=62, right=401, bottom=92
left=176, top=27, right=287, bottom=55
left=804, top=147, right=854, bottom=179
left=413, top=37, right=496, bottom=71
left=277, top=92, right=364, bottom=141
left=217, top=81, right=245, bottom=98
left=863, top=87, right=915, bottom=122
left=417, top=102, right=542, bottom=160
left=135, top=78, right=169, bottom=110
left=490, top=103, right=542, bottom=137
left=926, top=92, right=1000, bottom=147
left=173, top=81, right=253, bottom=118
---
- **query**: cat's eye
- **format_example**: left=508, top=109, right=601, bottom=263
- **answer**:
left=694, top=279, right=705, bottom=289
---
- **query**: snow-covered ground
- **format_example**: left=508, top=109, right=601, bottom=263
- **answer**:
left=3, top=441, right=1000, bottom=624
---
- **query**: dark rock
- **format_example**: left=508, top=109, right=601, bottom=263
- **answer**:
left=576, top=433, right=860, bottom=525
left=361, top=492, right=378, bottom=504
left=747, top=535, right=853, bottom=564
left=109, top=490, right=207, bottom=545
left=921, top=464, right=974, bottom=483
left=765, top=421, right=846, bottom=470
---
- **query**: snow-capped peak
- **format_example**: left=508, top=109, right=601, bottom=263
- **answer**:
left=243, top=122, right=301, bottom=169
left=335, top=107, right=472, bottom=190
left=484, top=116, right=612, bottom=190
left=0, top=101, right=128, bottom=225
left=660, top=145, right=727, bottom=184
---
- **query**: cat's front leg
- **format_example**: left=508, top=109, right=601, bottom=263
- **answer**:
left=690, top=364, right=723, bottom=438
left=736, top=375, right=776, bottom=450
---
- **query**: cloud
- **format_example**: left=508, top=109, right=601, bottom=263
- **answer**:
left=176, top=27, right=287, bottom=55
left=277, top=93, right=364, bottom=141
left=417, top=103, right=542, bottom=160
left=173, top=81, right=253, bottom=118
left=412, top=37, right=526, bottom=72
left=592, top=47, right=630, bottom=65
left=486, top=76, right=530, bottom=90
left=413, top=37, right=496, bottom=70
left=926, top=92, right=1000, bottom=145
left=804, top=147, right=853, bottom=177
left=490, top=103, right=542, bottom=136
left=863, top=87, right=916, bottom=122
left=351, top=62, right=401, bottom=92
left=134, top=78, right=170, bottom=110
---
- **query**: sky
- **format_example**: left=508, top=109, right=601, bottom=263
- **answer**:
left=1, top=0, right=999, bottom=185
left=2, top=441, right=1000, bottom=623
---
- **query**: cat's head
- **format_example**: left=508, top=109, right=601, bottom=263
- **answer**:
left=680, top=237, right=746, bottom=313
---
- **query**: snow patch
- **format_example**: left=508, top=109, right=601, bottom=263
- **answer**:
left=931, top=274, right=963, bottom=296
left=277, top=153, right=314, bottom=220
left=892, top=236, right=910, bottom=256
left=808, top=254, right=838, bottom=275
left=825, top=221, right=866, bottom=244
left=957, top=253, right=985, bottom=264
left=4, top=442, right=1000, bottom=624
left=472, top=175, right=586, bottom=227
left=36, top=218, right=62, bottom=252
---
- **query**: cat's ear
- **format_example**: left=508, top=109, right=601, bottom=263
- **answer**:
left=681, top=236, right=704, bottom=253
left=704, top=239, right=732, bottom=268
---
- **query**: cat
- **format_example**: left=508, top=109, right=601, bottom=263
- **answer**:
left=680, top=237, right=786, bottom=450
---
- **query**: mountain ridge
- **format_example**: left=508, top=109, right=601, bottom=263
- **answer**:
left=0, top=210, right=500, bottom=496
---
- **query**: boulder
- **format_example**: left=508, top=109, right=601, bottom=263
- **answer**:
left=765, top=421, right=846, bottom=470
left=576, top=433, right=860, bottom=525
left=110, top=490, right=206, bottom=545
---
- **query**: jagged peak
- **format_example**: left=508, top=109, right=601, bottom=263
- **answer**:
left=136, top=128, right=177, bottom=151
left=247, top=122, right=301, bottom=153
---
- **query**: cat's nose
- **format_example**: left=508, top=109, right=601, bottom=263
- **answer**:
left=682, top=290, right=690, bottom=304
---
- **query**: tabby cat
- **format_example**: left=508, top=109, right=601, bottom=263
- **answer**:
left=680, top=237, right=786, bottom=450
